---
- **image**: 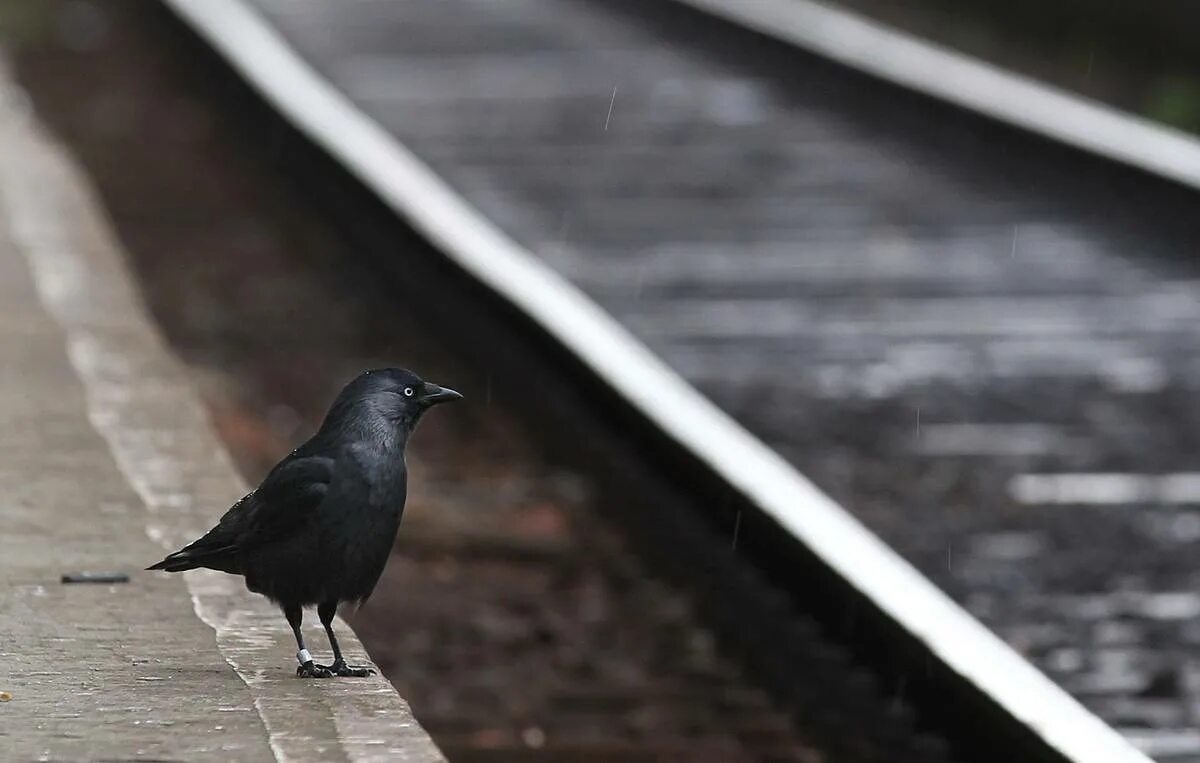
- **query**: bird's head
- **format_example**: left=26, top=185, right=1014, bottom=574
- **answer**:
left=323, top=368, right=462, bottom=438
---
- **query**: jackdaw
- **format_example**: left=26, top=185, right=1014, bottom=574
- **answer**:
left=148, top=368, right=462, bottom=677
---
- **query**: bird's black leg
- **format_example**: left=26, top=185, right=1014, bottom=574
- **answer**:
left=287, top=604, right=332, bottom=678
left=317, top=600, right=375, bottom=677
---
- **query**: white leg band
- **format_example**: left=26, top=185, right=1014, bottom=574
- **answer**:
left=297, top=649, right=312, bottom=664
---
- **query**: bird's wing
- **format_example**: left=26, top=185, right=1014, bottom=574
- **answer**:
left=238, top=454, right=337, bottom=550
left=146, top=454, right=335, bottom=573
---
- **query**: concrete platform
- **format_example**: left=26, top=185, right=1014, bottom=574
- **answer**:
left=0, top=52, right=443, bottom=762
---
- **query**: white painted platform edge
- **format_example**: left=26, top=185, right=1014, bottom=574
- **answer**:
left=159, top=0, right=1152, bottom=760
left=669, top=0, right=1200, bottom=191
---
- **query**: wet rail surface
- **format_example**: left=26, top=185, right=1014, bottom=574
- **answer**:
left=214, top=0, right=1200, bottom=759
left=6, top=2, right=959, bottom=761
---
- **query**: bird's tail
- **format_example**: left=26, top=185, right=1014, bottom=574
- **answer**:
left=146, top=542, right=241, bottom=574
left=145, top=550, right=201, bottom=572
left=147, top=494, right=250, bottom=574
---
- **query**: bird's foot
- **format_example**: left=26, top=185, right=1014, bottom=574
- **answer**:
left=319, top=658, right=375, bottom=678
left=296, top=660, right=333, bottom=678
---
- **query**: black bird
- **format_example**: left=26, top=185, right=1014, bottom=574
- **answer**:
left=148, top=368, right=461, bottom=677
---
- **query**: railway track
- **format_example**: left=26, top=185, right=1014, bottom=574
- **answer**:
left=12, top=0, right=1199, bottom=760
left=8, top=3, right=942, bottom=761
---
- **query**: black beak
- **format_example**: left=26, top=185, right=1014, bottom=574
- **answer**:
left=420, top=382, right=463, bottom=406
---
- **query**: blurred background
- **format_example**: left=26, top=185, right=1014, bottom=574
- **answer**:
left=3, top=1, right=1200, bottom=761
left=836, top=0, right=1200, bottom=134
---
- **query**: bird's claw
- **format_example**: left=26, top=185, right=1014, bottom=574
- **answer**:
left=322, top=658, right=375, bottom=677
left=296, top=660, right=333, bottom=678
left=296, top=658, right=374, bottom=678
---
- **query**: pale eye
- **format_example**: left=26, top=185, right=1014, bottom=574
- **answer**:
left=403, top=387, right=415, bottom=397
